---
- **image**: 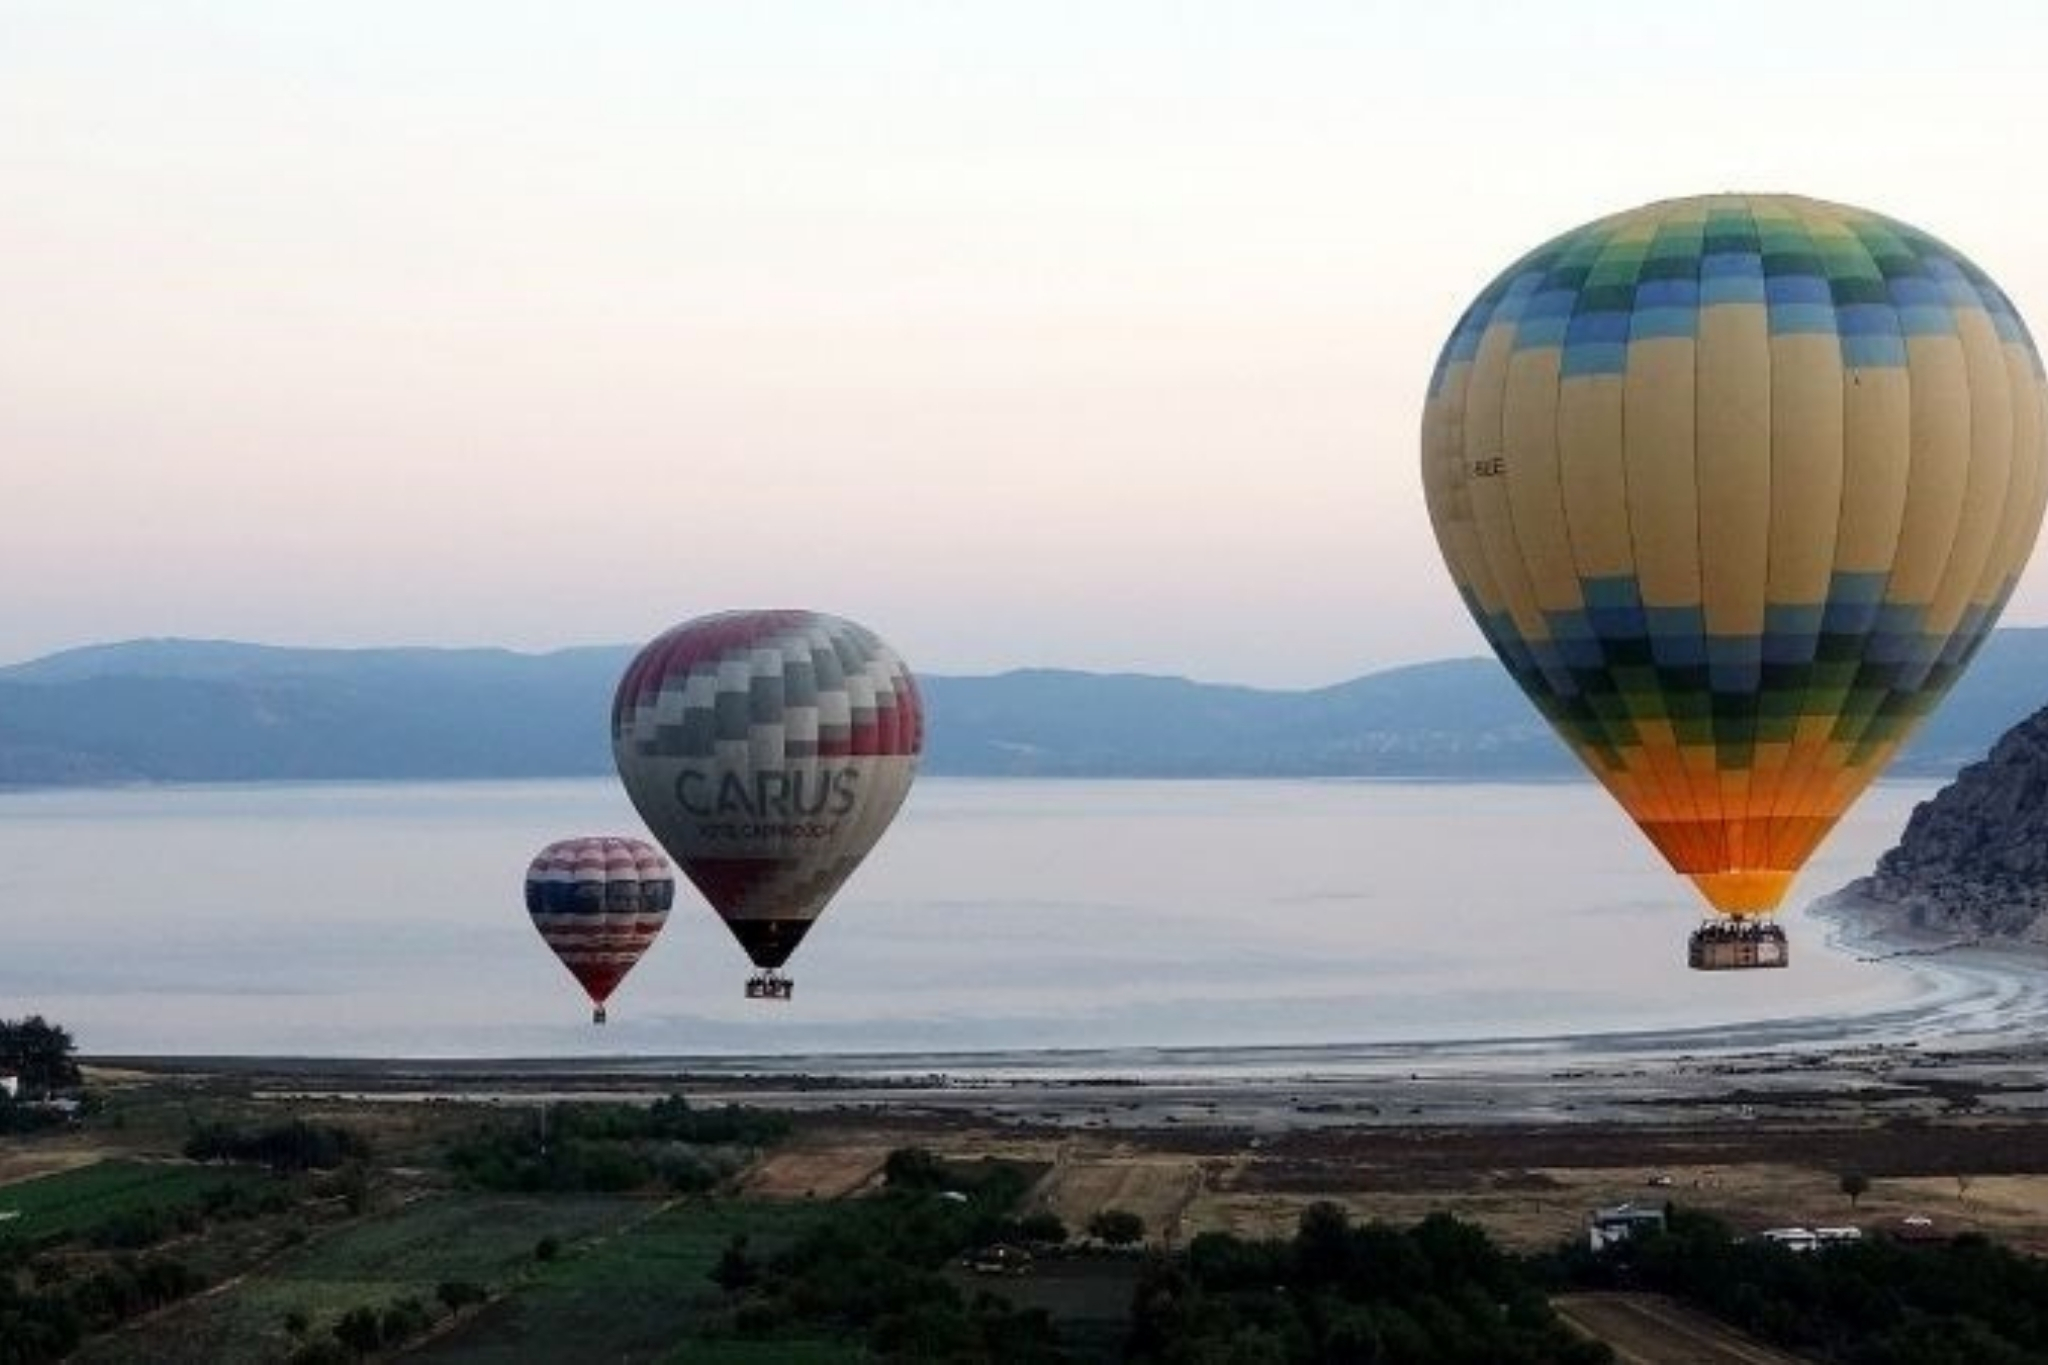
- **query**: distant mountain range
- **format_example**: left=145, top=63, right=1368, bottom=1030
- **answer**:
left=1, top=632, right=2046, bottom=785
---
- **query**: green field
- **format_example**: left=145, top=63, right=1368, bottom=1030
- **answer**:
left=415, top=1198, right=855, bottom=1364
left=0, top=1160, right=273, bottom=1244
left=73, top=1192, right=654, bottom=1365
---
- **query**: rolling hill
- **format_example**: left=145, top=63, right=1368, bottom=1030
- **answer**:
left=0, top=631, right=2044, bottom=785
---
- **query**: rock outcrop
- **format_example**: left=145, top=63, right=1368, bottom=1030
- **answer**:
left=1853, top=703, right=2048, bottom=945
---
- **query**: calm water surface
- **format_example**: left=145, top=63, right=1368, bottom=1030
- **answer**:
left=0, top=778, right=1945, bottom=1058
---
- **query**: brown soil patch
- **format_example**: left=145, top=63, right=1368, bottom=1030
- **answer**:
left=738, top=1135, right=892, bottom=1199
left=1882, top=1174, right=2048, bottom=1253
left=737, top=1125, right=1071, bottom=1200
left=0, top=1144, right=113, bottom=1189
left=1031, top=1145, right=1215, bottom=1246
left=1186, top=1153, right=2048, bottom=1254
left=742, top=1114, right=2048, bottom=1257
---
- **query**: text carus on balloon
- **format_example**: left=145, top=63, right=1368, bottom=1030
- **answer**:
left=674, top=767, right=862, bottom=819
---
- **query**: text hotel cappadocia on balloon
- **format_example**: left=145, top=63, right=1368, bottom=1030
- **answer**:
left=675, top=766, right=863, bottom=843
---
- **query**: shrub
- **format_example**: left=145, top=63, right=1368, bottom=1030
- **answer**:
left=185, top=1120, right=369, bottom=1171
left=1017, top=1211, right=1068, bottom=1244
left=883, top=1147, right=948, bottom=1191
left=1088, top=1209, right=1145, bottom=1246
left=380, top=1296, right=431, bottom=1344
left=332, top=1305, right=383, bottom=1354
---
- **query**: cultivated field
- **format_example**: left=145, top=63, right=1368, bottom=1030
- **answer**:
left=0, top=1160, right=275, bottom=1246
left=74, top=1194, right=649, bottom=1365
left=411, top=1199, right=843, bottom=1364
left=14, top=1060, right=2048, bottom=1363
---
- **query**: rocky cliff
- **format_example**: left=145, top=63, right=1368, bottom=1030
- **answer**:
left=1852, top=703, right=2048, bottom=945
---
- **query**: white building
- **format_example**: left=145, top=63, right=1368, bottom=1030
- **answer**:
left=1588, top=1202, right=1667, bottom=1251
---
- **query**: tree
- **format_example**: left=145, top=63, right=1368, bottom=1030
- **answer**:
left=883, top=1147, right=947, bottom=1191
left=1295, top=1201, right=1354, bottom=1285
left=1839, top=1171, right=1870, bottom=1209
left=0, top=1017, right=82, bottom=1095
left=1088, top=1208, right=1145, bottom=1246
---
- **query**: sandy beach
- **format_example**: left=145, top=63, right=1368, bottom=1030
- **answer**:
left=92, top=884, right=2048, bottom=1135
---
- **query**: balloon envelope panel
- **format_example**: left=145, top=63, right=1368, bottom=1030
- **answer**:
left=524, top=836, right=675, bottom=1004
left=612, top=610, right=923, bottom=968
left=1422, top=194, right=2048, bottom=915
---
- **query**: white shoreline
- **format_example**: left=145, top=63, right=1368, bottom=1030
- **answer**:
left=1804, top=884, right=2048, bottom=1052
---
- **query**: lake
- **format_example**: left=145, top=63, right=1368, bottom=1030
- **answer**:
left=0, top=777, right=1984, bottom=1061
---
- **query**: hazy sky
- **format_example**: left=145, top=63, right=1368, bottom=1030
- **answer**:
left=5, top=1, right=2047, bottom=685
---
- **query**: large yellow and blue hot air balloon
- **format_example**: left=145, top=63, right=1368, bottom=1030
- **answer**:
left=1421, top=194, right=2048, bottom=969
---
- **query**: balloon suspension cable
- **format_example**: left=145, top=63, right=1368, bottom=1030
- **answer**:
left=744, top=970, right=794, bottom=1002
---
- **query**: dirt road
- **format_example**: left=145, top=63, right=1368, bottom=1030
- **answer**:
left=1554, top=1292, right=1812, bottom=1364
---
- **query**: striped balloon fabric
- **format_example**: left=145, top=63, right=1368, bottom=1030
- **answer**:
left=612, top=610, right=923, bottom=973
left=1423, top=193, right=2048, bottom=919
left=524, top=836, right=675, bottom=1009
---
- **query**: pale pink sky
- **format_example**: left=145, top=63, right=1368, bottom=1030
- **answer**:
left=5, top=1, right=2047, bottom=685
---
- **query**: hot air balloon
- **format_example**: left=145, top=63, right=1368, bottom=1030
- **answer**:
left=1422, top=194, right=2048, bottom=970
left=525, top=836, right=675, bottom=1023
left=612, top=610, right=924, bottom=999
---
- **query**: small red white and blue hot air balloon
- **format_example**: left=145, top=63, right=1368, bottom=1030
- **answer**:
left=524, top=836, right=675, bottom=1024
left=611, top=610, right=924, bottom=1000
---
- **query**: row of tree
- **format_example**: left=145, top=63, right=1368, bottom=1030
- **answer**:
left=1130, top=1203, right=1609, bottom=1364
left=442, top=1094, right=790, bottom=1195
left=185, top=1119, right=370, bottom=1172
left=282, top=1283, right=485, bottom=1365
left=1555, top=1205, right=2048, bottom=1364
left=0, top=1253, right=204, bottom=1365
left=704, top=1147, right=1069, bottom=1361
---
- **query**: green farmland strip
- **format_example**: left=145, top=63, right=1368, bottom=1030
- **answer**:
left=418, top=1198, right=854, bottom=1364
left=72, top=1193, right=650, bottom=1365
left=0, top=1160, right=273, bottom=1244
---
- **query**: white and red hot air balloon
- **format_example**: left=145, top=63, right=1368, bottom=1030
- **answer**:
left=524, top=836, right=675, bottom=1023
left=611, top=610, right=924, bottom=1000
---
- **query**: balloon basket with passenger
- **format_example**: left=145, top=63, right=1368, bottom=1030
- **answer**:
left=744, top=970, right=794, bottom=1002
left=1687, top=919, right=1788, bottom=972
